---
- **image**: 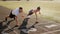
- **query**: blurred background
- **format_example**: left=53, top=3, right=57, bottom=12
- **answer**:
left=0, top=1, right=60, bottom=22
left=0, top=0, right=60, bottom=1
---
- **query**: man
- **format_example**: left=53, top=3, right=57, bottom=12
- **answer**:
left=5, top=7, right=24, bottom=26
left=27, top=7, right=41, bottom=22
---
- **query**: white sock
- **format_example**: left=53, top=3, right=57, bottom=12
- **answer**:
left=26, top=15, right=31, bottom=18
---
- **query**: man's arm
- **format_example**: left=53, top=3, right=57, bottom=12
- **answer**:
left=21, top=12, right=24, bottom=18
left=15, top=16, right=19, bottom=26
left=39, top=11, right=41, bottom=14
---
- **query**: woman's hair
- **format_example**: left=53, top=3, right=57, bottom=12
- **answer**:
left=19, top=7, right=23, bottom=9
left=37, top=7, right=40, bottom=10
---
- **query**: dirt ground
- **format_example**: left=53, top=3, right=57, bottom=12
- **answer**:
left=0, top=6, right=60, bottom=34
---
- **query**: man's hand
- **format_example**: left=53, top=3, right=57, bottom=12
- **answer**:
left=16, top=22, right=19, bottom=25
left=39, top=12, right=41, bottom=14
left=22, top=16, right=24, bottom=18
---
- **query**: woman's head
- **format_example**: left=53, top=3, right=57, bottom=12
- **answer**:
left=19, top=7, right=23, bottom=12
left=37, top=7, right=40, bottom=11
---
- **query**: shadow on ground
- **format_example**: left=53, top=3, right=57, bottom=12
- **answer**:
left=0, top=19, right=14, bottom=34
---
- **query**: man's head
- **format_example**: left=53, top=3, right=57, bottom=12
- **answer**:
left=37, top=7, right=40, bottom=11
left=19, top=7, right=23, bottom=12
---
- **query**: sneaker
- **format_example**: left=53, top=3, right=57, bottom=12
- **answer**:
left=29, top=28, right=37, bottom=32
left=15, top=25, right=19, bottom=27
left=5, top=17, right=7, bottom=21
left=21, top=29, right=29, bottom=33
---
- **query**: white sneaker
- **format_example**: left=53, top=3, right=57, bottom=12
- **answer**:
left=2, top=32, right=8, bottom=34
left=29, top=28, right=37, bottom=32
left=21, top=29, right=29, bottom=33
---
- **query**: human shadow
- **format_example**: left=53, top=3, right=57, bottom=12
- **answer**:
left=18, top=18, right=38, bottom=34
left=4, top=18, right=29, bottom=34
left=4, top=24, right=18, bottom=33
left=4, top=18, right=39, bottom=34
left=18, top=18, right=29, bottom=34
left=4, top=18, right=30, bottom=34
left=0, top=19, right=14, bottom=34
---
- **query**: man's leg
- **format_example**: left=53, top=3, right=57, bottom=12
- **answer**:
left=5, top=16, right=9, bottom=21
left=27, top=11, right=33, bottom=19
left=27, top=14, right=33, bottom=19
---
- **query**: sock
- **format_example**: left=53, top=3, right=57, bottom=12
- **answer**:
left=5, top=17, right=7, bottom=21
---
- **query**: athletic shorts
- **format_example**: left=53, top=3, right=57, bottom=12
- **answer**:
left=27, top=10, right=33, bottom=16
left=9, top=12, right=16, bottom=18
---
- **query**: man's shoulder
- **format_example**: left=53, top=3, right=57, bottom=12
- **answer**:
left=15, top=8, right=19, bottom=10
left=13, top=8, right=19, bottom=11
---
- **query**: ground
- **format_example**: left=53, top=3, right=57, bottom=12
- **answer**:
left=0, top=1, right=60, bottom=34
left=0, top=8, right=60, bottom=34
